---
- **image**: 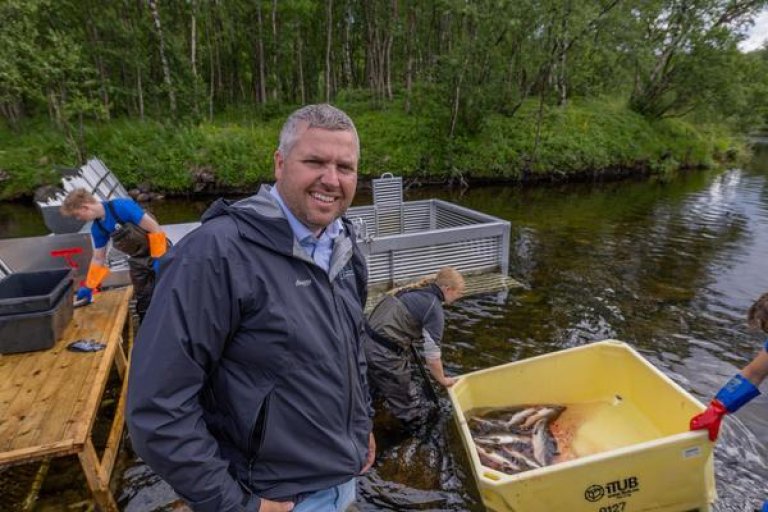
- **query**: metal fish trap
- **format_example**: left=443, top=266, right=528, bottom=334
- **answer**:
left=348, top=174, right=512, bottom=293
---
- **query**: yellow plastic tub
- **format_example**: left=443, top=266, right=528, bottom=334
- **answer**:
left=449, top=340, right=715, bottom=512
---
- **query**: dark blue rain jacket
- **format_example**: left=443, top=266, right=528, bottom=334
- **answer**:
left=127, top=185, right=371, bottom=511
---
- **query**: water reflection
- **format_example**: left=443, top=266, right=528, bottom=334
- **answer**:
left=390, top=156, right=768, bottom=509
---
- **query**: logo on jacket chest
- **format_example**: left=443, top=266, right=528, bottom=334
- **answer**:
left=337, top=262, right=355, bottom=281
left=295, top=278, right=312, bottom=287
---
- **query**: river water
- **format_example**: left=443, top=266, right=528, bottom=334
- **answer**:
left=3, top=145, right=768, bottom=510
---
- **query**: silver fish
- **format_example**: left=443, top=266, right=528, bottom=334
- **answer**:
left=504, top=407, right=539, bottom=428
left=469, top=416, right=502, bottom=434
left=501, top=445, right=541, bottom=469
left=532, top=419, right=553, bottom=466
left=521, top=406, right=564, bottom=429
left=474, top=433, right=531, bottom=446
left=476, top=445, right=521, bottom=473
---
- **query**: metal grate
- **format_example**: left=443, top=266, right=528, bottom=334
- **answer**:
left=348, top=192, right=510, bottom=289
left=61, top=158, right=130, bottom=201
left=372, top=174, right=404, bottom=236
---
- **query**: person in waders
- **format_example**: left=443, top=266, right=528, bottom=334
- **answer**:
left=690, top=292, right=768, bottom=512
left=60, top=188, right=169, bottom=321
left=363, top=266, right=465, bottom=429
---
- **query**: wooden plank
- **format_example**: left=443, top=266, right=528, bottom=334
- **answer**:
left=77, top=438, right=118, bottom=512
left=114, top=340, right=127, bottom=378
left=70, top=288, right=130, bottom=445
left=0, top=336, right=93, bottom=454
left=0, top=353, right=50, bottom=451
left=19, top=290, right=123, bottom=452
left=0, top=287, right=132, bottom=464
left=0, top=441, right=74, bottom=466
left=99, top=359, right=129, bottom=481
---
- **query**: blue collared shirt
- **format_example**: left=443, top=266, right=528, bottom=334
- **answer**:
left=270, top=185, right=342, bottom=273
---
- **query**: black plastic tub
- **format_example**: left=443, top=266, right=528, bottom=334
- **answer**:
left=0, top=269, right=73, bottom=316
left=0, top=283, right=74, bottom=354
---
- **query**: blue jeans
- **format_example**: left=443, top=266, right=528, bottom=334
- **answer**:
left=292, top=479, right=356, bottom=512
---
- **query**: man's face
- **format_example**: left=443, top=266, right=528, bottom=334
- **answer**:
left=275, top=126, right=359, bottom=235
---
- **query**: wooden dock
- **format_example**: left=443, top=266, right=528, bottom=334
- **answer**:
left=0, top=287, right=133, bottom=511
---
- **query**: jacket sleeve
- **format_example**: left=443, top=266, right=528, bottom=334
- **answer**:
left=126, top=224, right=258, bottom=512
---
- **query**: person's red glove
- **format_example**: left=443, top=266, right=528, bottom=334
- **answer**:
left=690, top=399, right=728, bottom=441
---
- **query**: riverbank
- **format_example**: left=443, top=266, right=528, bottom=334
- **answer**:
left=0, top=97, right=748, bottom=201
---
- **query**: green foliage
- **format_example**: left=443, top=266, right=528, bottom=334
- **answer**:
left=449, top=97, right=735, bottom=179
left=0, top=100, right=749, bottom=200
left=1, top=0, right=767, bottom=139
left=0, top=122, right=73, bottom=199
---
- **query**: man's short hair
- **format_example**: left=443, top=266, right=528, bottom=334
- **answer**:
left=278, top=104, right=359, bottom=158
left=60, top=188, right=97, bottom=216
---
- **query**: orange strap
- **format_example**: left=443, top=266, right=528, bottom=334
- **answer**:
left=147, top=232, right=168, bottom=258
left=85, top=262, right=110, bottom=289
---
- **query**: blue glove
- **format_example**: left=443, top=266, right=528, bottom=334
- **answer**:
left=76, top=286, right=93, bottom=304
left=715, top=373, right=760, bottom=412
left=152, top=258, right=161, bottom=275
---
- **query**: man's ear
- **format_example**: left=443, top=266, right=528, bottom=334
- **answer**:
left=274, top=150, right=284, bottom=181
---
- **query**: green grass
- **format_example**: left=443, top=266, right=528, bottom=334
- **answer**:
left=0, top=97, right=744, bottom=200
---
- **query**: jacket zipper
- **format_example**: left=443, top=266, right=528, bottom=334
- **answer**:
left=324, top=269, right=361, bottom=466
left=248, top=393, right=271, bottom=459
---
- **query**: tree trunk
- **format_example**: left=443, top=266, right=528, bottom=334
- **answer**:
left=137, top=66, right=144, bottom=121
left=555, top=6, right=569, bottom=107
left=209, top=40, right=215, bottom=121
left=148, top=0, right=176, bottom=115
left=256, top=1, right=267, bottom=104
left=342, top=3, right=353, bottom=87
left=190, top=3, right=197, bottom=79
left=404, top=2, right=415, bottom=113
left=207, top=8, right=215, bottom=121
left=87, top=24, right=111, bottom=119
left=449, top=58, right=468, bottom=139
left=271, top=0, right=279, bottom=100
left=191, top=0, right=198, bottom=115
left=325, top=0, right=334, bottom=102
left=385, top=0, right=397, bottom=101
left=297, top=31, right=306, bottom=104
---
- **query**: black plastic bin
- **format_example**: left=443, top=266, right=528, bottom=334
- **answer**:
left=0, top=269, right=74, bottom=354
left=0, top=269, right=73, bottom=315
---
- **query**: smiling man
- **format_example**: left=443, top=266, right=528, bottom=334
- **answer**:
left=127, top=104, right=374, bottom=512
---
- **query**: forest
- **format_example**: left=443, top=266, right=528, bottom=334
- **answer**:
left=1, top=0, right=768, bottom=199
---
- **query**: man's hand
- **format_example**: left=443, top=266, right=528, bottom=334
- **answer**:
left=258, top=498, right=294, bottom=512
left=690, top=399, right=727, bottom=441
left=75, top=286, right=93, bottom=304
left=361, top=433, right=376, bottom=474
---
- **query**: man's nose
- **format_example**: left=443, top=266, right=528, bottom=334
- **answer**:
left=318, top=165, right=341, bottom=186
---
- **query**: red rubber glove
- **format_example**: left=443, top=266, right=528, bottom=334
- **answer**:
left=689, top=399, right=728, bottom=441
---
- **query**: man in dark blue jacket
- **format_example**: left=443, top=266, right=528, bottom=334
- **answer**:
left=127, top=104, right=374, bottom=512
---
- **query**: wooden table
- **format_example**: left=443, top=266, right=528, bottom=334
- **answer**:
left=0, top=287, right=133, bottom=511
